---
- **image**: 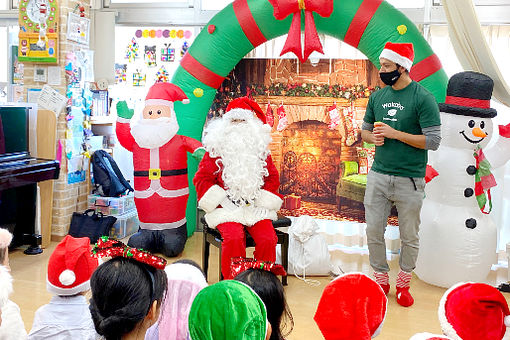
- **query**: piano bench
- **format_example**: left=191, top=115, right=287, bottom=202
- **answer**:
left=201, top=216, right=291, bottom=285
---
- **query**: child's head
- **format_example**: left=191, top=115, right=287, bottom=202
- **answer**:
left=146, top=259, right=207, bottom=340
left=0, top=228, right=13, bottom=269
left=46, top=235, right=98, bottom=296
left=188, top=280, right=270, bottom=340
left=439, top=282, right=510, bottom=340
left=314, top=272, right=387, bottom=340
left=89, top=256, right=167, bottom=340
left=235, top=268, right=293, bottom=340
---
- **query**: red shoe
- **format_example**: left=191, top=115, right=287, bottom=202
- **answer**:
left=396, top=287, right=414, bottom=307
left=380, top=283, right=390, bottom=295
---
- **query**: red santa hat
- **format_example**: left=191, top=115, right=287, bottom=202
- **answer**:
left=145, top=82, right=190, bottom=108
left=46, top=235, right=99, bottom=296
left=314, top=272, right=387, bottom=340
left=409, top=333, right=453, bottom=340
left=225, top=96, right=267, bottom=124
left=439, top=282, right=510, bottom=340
left=379, top=42, right=414, bottom=71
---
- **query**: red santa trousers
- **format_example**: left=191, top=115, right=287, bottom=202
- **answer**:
left=217, top=219, right=278, bottom=280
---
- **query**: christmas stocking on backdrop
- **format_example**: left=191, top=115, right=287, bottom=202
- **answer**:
left=276, top=104, right=288, bottom=131
left=343, top=103, right=358, bottom=146
left=266, top=102, right=274, bottom=128
left=327, top=104, right=340, bottom=130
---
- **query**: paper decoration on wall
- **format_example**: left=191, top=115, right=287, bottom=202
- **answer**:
left=132, top=70, right=146, bottom=86
left=115, top=63, right=127, bottom=84
left=66, top=12, right=90, bottom=45
left=144, top=45, right=157, bottom=67
left=155, top=66, right=169, bottom=83
left=18, top=0, right=59, bottom=63
left=180, top=41, right=189, bottom=57
left=125, top=37, right=139, bottom=62
left=161, top=43, right=175, bottom=62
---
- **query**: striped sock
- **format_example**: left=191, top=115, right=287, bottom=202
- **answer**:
left=374, top=271, right=390, bottom=295
left=396, top=270, right=412, bottom=289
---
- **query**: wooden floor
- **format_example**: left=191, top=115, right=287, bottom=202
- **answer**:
left=9, top=232, right=510, bottom=340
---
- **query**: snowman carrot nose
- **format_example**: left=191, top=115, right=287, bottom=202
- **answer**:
left=472, top=127, right=487, bottom=138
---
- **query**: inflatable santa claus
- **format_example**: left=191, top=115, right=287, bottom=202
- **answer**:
left=193, top=97, right=283, bottom=279
left=116, top=82, right=204, bottom=257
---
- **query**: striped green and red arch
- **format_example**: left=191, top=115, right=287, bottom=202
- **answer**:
left=174, top=0, right=448, bottom=234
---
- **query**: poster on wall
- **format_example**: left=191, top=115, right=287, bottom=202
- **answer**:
left=67, top=12, right=90, bottom=45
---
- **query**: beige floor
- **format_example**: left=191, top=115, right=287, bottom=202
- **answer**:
left=9, top=232, right=510, bottom=340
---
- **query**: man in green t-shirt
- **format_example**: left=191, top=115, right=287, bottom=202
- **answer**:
left=361, top=42, right=441, bottom=307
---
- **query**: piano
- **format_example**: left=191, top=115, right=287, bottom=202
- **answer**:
left=0, top=105, right=60, bottom=253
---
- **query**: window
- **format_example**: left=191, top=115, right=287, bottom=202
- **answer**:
left=201, top=0, right=233, bottom=10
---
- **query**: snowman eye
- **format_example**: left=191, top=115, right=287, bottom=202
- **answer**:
left=468, top=120, right=475, bottom=128
left=148, top=110, right=153, bottom=115
left=157, top=110, right=161, bottom=114
left=480, top=121, right=485, bottom=129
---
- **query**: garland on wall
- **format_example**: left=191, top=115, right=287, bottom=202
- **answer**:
left=248, top=83, right=379, bottom=100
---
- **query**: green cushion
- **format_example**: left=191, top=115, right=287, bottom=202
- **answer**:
left=363, top=141, right=375, bottom=149
left=343, top=161, right=359, bottom=177
left=342, top=174, right=367, bottom=185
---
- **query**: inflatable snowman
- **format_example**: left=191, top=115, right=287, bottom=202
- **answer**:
left=415, top=72, right=510, bottom=288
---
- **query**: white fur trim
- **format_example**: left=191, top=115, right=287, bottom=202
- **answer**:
left=182, top=99, right=190, bottom=104
left=198, top=185, right=227, bottom=213
left=145, top=99, right=175, bottom=108
left=117, top=117, right=131, bottom=123
left=0, top=265, right=13, bottom=308
left=505, top=316, right=510, bottom=327
left=58, top=269, right=76, bottom=286
left=438, top=282, right=469, bottom=340
left=204, top=206, right=277, bottom=229
left=223, top=108, right=256, bottom=122
left=409, top=333, right=451, bottom=340
left=254, top=190, right=283, bottom=210
left=379, top=49, right=413, bottom=71
left=46, top=277, right=91, bottom=296
left=0, top=229, right=13, bottom=248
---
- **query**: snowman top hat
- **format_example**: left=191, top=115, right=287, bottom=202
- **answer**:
left=439, top=71, right=497, bottom=119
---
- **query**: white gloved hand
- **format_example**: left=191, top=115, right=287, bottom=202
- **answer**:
left=253, top=206, right=270, bottom=219
left=220, top=197, right=237, bottom=211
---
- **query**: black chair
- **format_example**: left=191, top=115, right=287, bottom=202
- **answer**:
left=202, top=215, right=291, bottom=285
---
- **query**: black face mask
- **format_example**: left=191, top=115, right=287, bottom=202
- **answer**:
left=379, top=69, right=401, bottom=86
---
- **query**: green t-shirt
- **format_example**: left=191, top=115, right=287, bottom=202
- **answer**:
left=363, top=81, right=440, bottom=178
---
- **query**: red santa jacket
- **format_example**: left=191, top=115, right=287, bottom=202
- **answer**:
left=116, top=119, right=202, bottom=199
left=193, top=152, right=283, bottom=228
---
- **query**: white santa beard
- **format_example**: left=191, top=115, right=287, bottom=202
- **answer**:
left=203, top=116, right=272, bottom=204
left=131, top=116, right=179, bottom=149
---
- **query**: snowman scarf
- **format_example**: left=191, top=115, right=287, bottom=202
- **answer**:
left=474, top=146, right=497, bottom=214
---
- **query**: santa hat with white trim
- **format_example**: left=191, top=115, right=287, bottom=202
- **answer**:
left=46, top=235, right=98, bottom=296
left=439, top=282, right=510, bottom=340
left=409, top=333, right=453, bottom=340
left=145, top=82, right=190, bottom=108
left=314, top=272, right=388, bottom=339
left=379, top=42, right=414, bottom=71
left=225, top=96, right=267, bottom=124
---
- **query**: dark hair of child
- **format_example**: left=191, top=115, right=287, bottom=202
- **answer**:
left=235, top=268, right=294, bottom=340
left=89, top=257, right=167, bottom=340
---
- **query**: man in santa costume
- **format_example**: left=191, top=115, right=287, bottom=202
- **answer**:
left=116, top=82, right=204, bottom=257
left=193, top=97, right=283, bottom=280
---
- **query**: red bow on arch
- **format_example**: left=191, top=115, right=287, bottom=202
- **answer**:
left=269, top=0, right=334, bottom=63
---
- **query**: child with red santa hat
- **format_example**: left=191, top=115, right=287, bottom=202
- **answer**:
left=116, top=82, right=204, bottom=257
left=193, top=96, right=283, bottom=280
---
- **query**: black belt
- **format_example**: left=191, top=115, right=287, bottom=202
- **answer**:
left=134, top=168, right=187, bottom=179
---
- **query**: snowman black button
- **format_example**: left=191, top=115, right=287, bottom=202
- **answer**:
left=464, top=188, right=474, bottom=197
left=466, top=218, right=477, bottom=229
left=466, top=165, right=477, bottom=175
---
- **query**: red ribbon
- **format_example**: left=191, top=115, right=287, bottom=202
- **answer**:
left=445, top=95, right=490, bottom=109
left=230, top=257, right=287, bottom=279
left=268, top=0, right=334, bottom=63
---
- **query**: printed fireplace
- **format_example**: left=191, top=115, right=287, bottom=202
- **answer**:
left=280, top=121, right=341, bottom=204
